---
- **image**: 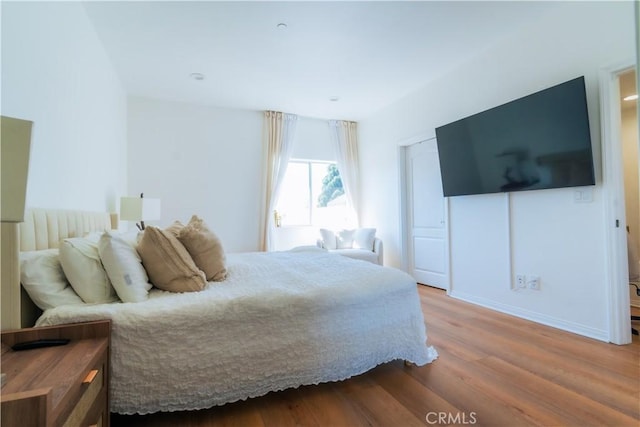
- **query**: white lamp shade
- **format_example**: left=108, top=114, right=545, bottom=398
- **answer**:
left=120, top=197, right=161, bottom=222
left=1, top=116, right=33, bottom=222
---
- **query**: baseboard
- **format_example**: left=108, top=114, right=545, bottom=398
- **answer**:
left=449, top=290, right=609, bottom=342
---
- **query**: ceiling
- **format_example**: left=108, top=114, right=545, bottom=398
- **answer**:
left=83, top=1, right=561, bottom=121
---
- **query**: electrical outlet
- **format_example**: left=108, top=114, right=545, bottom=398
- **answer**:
left=515, top=274, right=526, bottom=289
left=528, top=275, right=541, bottom=290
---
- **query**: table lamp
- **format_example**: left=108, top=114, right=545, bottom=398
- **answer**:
left=1, top=116, right=33, bottom=331
left=120, top=193, right=161, bottom=231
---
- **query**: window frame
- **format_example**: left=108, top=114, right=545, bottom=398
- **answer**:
left=276, top=159, right=343, bottom=227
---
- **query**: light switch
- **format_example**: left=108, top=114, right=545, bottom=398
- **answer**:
left=574, top=187, right=593, bottom=203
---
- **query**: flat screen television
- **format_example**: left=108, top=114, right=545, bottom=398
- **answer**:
left=435, top=76, right=595, bottom=197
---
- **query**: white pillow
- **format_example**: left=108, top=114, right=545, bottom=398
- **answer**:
left=353, top=228, right=377, bottom=251
left=20, top=249, right=84, bottom=310
left=336, top=229, right=356, bottom=249
left=320, top=228, right=337, bottom=250
left=59, top=235, right=117, bottom=304
left=98, top=231, right=151, bottom=303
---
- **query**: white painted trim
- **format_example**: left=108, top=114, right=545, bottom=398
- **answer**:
left=599, top=60, right=635, bottom=345
left=450, top=290, right=609, bottom=342
left=443, top=195, right=451, bottom=295
left=397, top=145, right=409, bottom=273
left=397, top=131, right=435, bottom=147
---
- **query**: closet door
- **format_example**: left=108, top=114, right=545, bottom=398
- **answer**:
left=405, top=139, right=449, bottom=290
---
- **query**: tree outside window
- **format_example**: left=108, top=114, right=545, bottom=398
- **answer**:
left=317, top=164, right=344, bottom=208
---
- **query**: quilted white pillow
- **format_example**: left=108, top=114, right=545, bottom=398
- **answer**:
left=20, top=249, right=84, bottom=310
left=98, top=231, right=151, bottom=303
left=336, top=229, right=356, bottom=249
left=59, top=235, right=117, bottom=304
left=319, top=228, right=337, bottom=250
left=353, top=228, right=377, bottom=251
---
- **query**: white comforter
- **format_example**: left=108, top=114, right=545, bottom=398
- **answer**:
left=37, top=249, right=437, bottom=414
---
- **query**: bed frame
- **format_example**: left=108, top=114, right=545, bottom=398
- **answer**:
left=0, top=208, right=117, bottom=329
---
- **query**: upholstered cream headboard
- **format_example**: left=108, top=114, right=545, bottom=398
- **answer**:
left=20, top=209, right=116, bottom=251
left=0, top=208, right=117, bottom=329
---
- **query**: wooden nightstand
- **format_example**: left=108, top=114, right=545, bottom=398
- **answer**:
left=1, top=320, right=110, bottom=427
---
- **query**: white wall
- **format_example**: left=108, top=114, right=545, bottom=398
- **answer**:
left=1, top=2, right=127, bottom=212
left=290, top=116, right=334, bottom=162
left=127, top=101, right=339, bottom=252
left=359, top=2, right=635, bottom=340
left=127, top=97, right=263, bottom=252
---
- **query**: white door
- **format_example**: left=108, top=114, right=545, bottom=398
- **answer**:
left=405, top=139, right=449, bottom=289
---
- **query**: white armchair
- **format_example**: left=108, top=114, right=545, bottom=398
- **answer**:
left=316, top=228, right=383, bottom=265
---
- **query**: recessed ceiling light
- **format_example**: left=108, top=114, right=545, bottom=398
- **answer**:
left=190, top=72, right=205, bottom=81
left=277, top=23, right=287, bottom=30
left=623, top=94, right=638, bottom=101
left=329, top=96, right=340, bottom=102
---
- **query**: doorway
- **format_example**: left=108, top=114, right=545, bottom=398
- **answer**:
left=399, top=136, right=450, bottom=290
left=601, top=61, right=638, bottom=344
left=619, top=69, right=640, bottom=309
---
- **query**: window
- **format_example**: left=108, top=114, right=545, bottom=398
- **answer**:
left=276, top=160, right=347, bottom=227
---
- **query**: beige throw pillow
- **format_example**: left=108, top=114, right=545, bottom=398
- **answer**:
left=178, top=215, right=227, bottom=282
left=165, top=220, right=184, bottom=237
left=137, top=226, right=206, bottom=293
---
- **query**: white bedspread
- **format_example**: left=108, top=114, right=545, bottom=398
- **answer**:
left=37, top=249, right=437, bottom=414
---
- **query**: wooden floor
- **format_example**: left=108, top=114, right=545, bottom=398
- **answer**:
left=112, top=286, right=640, bottom=427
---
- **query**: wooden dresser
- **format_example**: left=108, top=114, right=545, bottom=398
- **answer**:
left=1, top=320, right=110, bottom=427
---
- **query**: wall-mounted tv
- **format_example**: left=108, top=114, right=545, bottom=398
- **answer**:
left=435, top=76, right=595, bottom=197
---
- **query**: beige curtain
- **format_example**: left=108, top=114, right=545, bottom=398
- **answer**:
left=329, top=120, right=359, bottom=227
left=260, top=111, right=298, bottom=251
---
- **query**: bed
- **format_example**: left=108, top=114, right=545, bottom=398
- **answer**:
left=8, top=208, right=438, bottom=415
